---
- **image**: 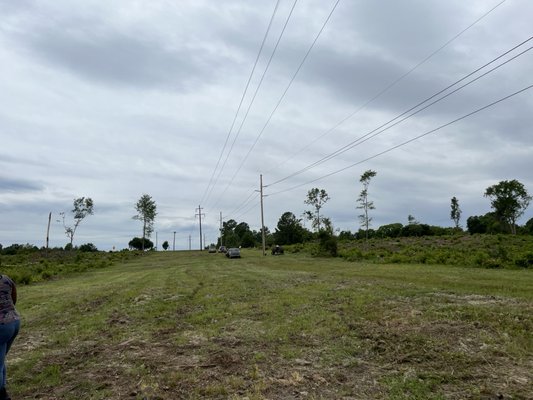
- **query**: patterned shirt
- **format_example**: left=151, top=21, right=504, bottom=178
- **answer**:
left=0, top=275, right=20, bottom=324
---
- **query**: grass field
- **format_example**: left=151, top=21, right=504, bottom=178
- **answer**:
left=9, top=250, right=533, bottom=399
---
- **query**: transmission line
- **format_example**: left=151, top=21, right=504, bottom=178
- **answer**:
left=267, top=36, right=532, bottom=187
left=268, top=83, right=533, bottom=196
left=264, top=0, right=508, bottom=176
left=232, top=197, right=261, bottom=222
left=206, top=0, right=300, bottom=210
left=210, top=0, right=342, bottom=209
left=207, top=0, right=508, bottom=210
left=199, top=0, right=281, bottom=207
left=224, top=190, right=259, bottom=220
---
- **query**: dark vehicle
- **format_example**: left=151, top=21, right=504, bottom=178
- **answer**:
left=226, top=248, right=241, bottom=258
left=271, top=245, right=284, bottom=255
left=218, top=245, right=227, bottom=253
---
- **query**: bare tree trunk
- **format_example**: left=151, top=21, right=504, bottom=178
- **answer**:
left=46, top=212, right=51, bottom=250
left=142, top=219, right=147, bottom=251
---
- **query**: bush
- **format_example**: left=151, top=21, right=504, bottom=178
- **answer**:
left=515, top=252, right=533, bottom=268
left=10, top=271, right=32, bottom=285
left=314, top=231, right=337, bottom=257
left=376, top=223, right=403, bottom=238
left=1, top=243, right=38, bottom=255
left=79, top=243, right=98, bottom=252
left=41, top=271, right=54, bottom=280
left=340, top=247, right=363, bottom=262
left=128, top=237, right=154, bottom=251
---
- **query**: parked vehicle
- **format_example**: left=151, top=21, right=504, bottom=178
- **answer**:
left=271, top=245, right=284, bottom=255
left=208, top=244, right=217, bottom=253
left=218, top=245, right=227, bottom=253
left=226, top=247, right=241, bottom=258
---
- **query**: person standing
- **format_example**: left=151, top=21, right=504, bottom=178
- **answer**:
left=0, top=275, right=20, bottom=400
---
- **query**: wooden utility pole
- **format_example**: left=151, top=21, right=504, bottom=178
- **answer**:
left=45, top=212, right=52, bottom=250
left=173, top=231, right=176, bottom=251
left=196, top=205, right=205, bottom=250
left=260, top=174, right=266, bottom=256
left=219, top=211, right=223, bottom=247
left=188, top=235, right=192, bottom=250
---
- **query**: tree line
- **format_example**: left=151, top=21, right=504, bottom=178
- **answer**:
left=2, top=175, right=531, bottom=254
left=0, top=193, right=158, bottom=253
left=218, top=174, right=532, bottom=250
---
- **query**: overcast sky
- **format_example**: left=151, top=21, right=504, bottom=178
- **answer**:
left=1, top=0, right=532, bottom=251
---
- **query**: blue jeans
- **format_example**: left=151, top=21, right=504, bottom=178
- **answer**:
left=0, top=320, right=20, bottom=388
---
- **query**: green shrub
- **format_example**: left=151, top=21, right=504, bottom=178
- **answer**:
left=10, top=271, right=32, bottom=285
left=515, top=252, right=533, bottom=268
left=41, top=271, right=53, bottom=280
left=474, top=251, right=490, bottom=267
left=315, top=231, right=337, bottom=257
left=286, top=243, right=304, bottom=253
left=341, top=248, right=363, bottom=262
left=79, top=243, right=98, bottom=252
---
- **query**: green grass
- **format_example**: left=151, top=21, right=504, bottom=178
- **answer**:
left=0, top=249, right=133, bottom=284
left=7, top=250, right=533, bottom=399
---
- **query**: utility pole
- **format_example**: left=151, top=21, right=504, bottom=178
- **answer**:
left=45, top=212, right=51, bottom=250
left=188, top=235, right=191, bottom=251
left=219, top=211, right=223, bottom=247
left=195, top=205, right=205, bottom=251
left=173, top=231, right=176, bottom=251
left=155, top=231, right=158, bottom=251
left=260, top=174, right=266, bottom=256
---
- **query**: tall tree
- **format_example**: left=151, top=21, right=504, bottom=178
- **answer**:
left=61, top=197, right=94, bottom=246
left=219, top=219, right=256, bottom=247
left=466, top=212, right=503, bottom=235
left=274, top=211, right=307, bottom=245
left=304, top=188, right=330, bottom=232
left=235, top=222, right=255, bottom=247
left=484, top=180, right=531, bottom=234
left=129, top=237, right=154, bottom=251
left=356, top=170, right=377, bottom=240
left=133, top=194, right=157, bottom=250
left=221, top=219, right=238, bottom=247
left=450, top=196, right=462, bottom=229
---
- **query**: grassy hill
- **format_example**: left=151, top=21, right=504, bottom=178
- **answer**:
left=7, top=249, right=532, bottom=399
left=288, top=234, right=533, bottom=269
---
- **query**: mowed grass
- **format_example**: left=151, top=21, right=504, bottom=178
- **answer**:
left=9, top=250, right=533, bottom=399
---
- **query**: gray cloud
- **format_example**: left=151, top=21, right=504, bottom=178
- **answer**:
left=0, top=177, right=43, bottom=193
left=20, top=27, right=219, bottom=90
left=0, top=0, right=532, bottom=250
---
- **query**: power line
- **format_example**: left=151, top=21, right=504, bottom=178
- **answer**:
left=268, top=83, right=533, bottom=196
left=269, top=42, right=532, bottom=186
left=206, top=0, right=300, bottom=211
left=232, top=197, right=261, bottom=222
left=210, top=0, right=342, bottom=209
left=264, top=0, right=508, bottom=176
left=224, top=190, right=259, bottom=220
left=199, top=0, right=281, bottom=206
left=266, top=37, right=532, bottom=187
left=207, top=0, right=508, bottom=212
